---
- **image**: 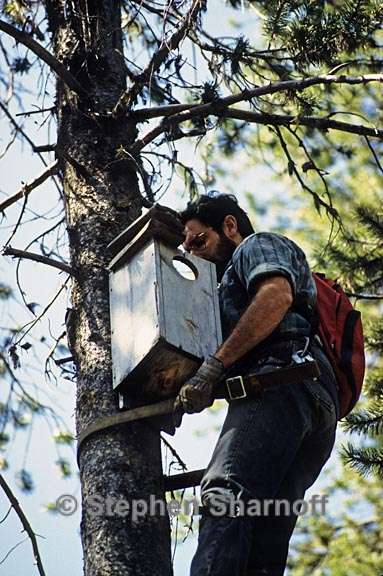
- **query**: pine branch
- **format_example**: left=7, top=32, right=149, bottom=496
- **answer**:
left=0, top=19, right=86, bottom=98
left=355, top=206, right=383, bottom=237
left=131, top=74, right=383, bottom=151
left=0, top=161, right=59, bottom=214
left=366, top=325, right=383, bottom=351
left=0, top=475, right=47, bottom=576
left=341, top=442, right=383, bottom=478
left=343, top=405, right=383, bottom=436
left=326, top=245, right=382, bottom=285
left=364, top=373, right=383, bottom=397
left=115, top=0, right=204, bottom=113
left=3, top=247, right=74, bottom=276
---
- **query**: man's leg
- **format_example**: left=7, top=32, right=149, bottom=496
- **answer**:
left=190, top=374, right=337, bottom=576
left=245, top=381, right=336, bottom=575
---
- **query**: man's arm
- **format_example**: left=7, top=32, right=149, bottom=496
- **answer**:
left=173, top=275, right=293, bottom=423
left=214, top=275, right=293, bottom=368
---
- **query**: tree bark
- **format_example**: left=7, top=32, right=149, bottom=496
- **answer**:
left=45, top=1, right=172, bottom=574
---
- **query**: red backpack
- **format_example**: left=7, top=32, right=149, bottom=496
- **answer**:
left=313, top=273, right=365, bottom=419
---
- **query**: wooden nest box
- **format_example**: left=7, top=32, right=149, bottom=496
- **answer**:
left=108, top=204, right=222, bottom=400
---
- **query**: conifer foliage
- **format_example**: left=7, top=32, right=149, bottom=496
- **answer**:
left=336, top=207, right=383, bottom=478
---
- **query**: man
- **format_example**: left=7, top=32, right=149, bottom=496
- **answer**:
left=174, top=193, right=339, bottom=576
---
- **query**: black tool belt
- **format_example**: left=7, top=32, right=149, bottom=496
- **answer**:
left=224, top=360, right=321, bottom=401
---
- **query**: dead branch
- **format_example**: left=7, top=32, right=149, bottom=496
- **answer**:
left=131, top=74, right=383, bottom=151
left=130, top=102, right=197, bottom=120
left=12, top=279, right=70, bottom=348
left=346, top=292, right=383, bottom=300
left=286, top=125, right=339, bottom=246
left=0, top=100, right=61, bottom=199
left=0, top=19, right=86, bottom=98
left=364, top=136, right=383, bottom=175
left=3, top=247, right=74, bottom=276
left=44, top=330, right=69, bottom=383
left=54, top=356, right=74, bottom=365
left=220, top=109, right=383, bottom=140
left=0, top=475, right=47, bottom=576
left=0, top=351, right=66, bottom=429
left=3, top=194, right=28, bottom=248
left=0, top=538, right=29, bottom=567
left=16, top=107, right=56, bottom=117
left=0, top=100, right=45, bottom=157
left=160, top=434, right=188, bottom=471
left=0, top=506, right=12, bottom=524
left=114, top=0, right=204, bottom=113
left=0, top=161, right=60, bottom=214
left=274, top=125, right=338, bottom=220
left=0, top=101, right=62, bottom=243
left=33, top=144, right=57, bottom=153
left=164, top=468, right=205, bottom=491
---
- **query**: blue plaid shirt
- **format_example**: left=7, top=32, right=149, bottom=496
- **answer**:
left=218, top=231, right=317, bottom=345
left=217, top=232, right=341, bottom=413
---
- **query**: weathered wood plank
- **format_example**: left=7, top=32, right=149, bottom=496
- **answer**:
left=107, top=203, right=184, bottom=261
left=159, top=243, right=222, bottom=359
left=110, top=241, right=160, bottom=388
left=164, top=469, right=205, bottom=491
left=108, top=219, right=184, bottom=272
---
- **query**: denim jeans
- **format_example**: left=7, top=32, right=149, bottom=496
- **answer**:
left=190, top=342, right=338, bottom=576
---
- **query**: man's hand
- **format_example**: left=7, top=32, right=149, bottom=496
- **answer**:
left=173, top=356, right=225, bottom=428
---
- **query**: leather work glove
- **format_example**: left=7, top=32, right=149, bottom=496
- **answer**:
left=173, top=356, right=225, bottom=428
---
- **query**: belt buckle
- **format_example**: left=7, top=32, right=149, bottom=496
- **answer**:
left=226, top=376, right=247, bottom=400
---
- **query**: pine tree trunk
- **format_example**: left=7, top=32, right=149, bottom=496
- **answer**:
left=45, top=2, right=172, bottom=574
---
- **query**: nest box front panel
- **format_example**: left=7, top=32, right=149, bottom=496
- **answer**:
left=157, top=243, right=222, bottom=359
left=110, top=241, right=160, bottom=390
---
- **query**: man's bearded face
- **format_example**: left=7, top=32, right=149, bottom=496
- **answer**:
left=182, top=219, right=237, bottom=277
left=210, top=231, right=237, bottom=267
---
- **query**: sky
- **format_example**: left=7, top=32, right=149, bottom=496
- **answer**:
left=0, top=2, right=359, bottom=575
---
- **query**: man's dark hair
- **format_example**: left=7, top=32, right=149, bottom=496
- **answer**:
left=179, top=192, right=254, bottom=238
